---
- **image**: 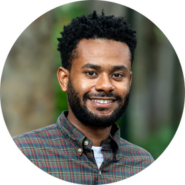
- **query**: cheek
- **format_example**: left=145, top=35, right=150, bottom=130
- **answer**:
left=118, top=86, right=130, bottom=105
left=123, top=85, right=130, bottom=93
left=72, top=77, right=94, bottom=97
left=72, top=72, right=95, bottom=91
left=115, top=82, right=130, bottom=95
left=71, top=72, right=84, bottom=87
left=80, top=80, right=91, bottom=91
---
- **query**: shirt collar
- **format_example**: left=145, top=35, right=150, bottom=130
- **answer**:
left=57, top=111, right=121, bottom=153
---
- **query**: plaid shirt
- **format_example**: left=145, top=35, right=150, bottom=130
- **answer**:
left=13, top=111, right=154, bottom=184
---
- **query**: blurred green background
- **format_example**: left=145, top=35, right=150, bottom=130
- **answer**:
left=1, top=1, right=184, bottom=160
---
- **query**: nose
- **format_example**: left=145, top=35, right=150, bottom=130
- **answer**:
left=95, top=73, right=115, bottom=92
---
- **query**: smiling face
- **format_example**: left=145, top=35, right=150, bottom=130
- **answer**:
left=58, top=38, right=132, bottom=127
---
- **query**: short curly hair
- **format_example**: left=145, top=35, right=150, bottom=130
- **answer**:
left=57, top=10, right=137, bottom=70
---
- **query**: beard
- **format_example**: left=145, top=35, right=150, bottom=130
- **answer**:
left=67, top=78, right=130, bottom=128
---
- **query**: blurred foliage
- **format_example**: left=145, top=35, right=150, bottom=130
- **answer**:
left=154, top=26, right=167, bottom=43
left=131, top=125, right=177, bottom=159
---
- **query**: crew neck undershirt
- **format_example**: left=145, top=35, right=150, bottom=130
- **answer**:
left=91, top=134, right=113, bottom=169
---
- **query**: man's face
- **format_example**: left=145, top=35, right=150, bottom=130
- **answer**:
left=66, top=39, right=132, bottom=127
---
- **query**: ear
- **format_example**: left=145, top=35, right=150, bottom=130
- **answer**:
left=129, top=71, right=132, bottom=87
left=57, top=67, right=69, bottom=92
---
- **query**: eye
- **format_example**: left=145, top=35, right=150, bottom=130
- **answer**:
left=86, top=71, right=97, bottom=76
left=112, top=73, right=123, bottom=78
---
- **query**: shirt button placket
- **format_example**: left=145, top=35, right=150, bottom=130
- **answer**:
left=84, top=140, right=89, bottom=146
left=77, top=148, right=83, bottom=155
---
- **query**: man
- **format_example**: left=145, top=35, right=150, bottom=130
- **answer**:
left=13, top=11, right=154, bottom=184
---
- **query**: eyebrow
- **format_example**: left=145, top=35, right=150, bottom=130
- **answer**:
left=82, top=63, right=128, bottom=71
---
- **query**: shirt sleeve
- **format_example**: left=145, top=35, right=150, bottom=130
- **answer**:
left=9, top=136, right=30, bottom=162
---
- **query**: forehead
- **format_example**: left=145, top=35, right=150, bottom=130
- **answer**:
left=73, top=38, right=131, bottom=70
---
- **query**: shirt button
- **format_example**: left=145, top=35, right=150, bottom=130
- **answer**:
left=98, top=170, right=101, bottom=176
left=77, top=148, right=83, bottom=154
left=84, top=140, right=89, bottom=146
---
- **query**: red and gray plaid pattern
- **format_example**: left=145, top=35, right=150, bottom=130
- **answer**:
left=13, top=111, right=154, bottom=184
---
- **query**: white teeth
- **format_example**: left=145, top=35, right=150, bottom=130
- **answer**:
left=91, top=99, right=113, bottom=103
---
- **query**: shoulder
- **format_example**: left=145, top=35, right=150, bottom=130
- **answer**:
left=118, top=137, right=154, bottom=164
left=13, top=123, right=61, bottom=152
